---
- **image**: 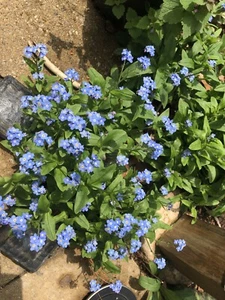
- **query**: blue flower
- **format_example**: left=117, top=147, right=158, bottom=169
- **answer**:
left=137, top=169, right=152, bottom=184
left=170, top=73, right=181, bottom=86
left=57, top=225, right=76, bottom=248
left=29, top=200, right=38, bottom=212
left=105, top=218, right=122, bottom=234
left=7, top=127, right=26, bottom=146
left=32, top=72, right=44, bottom=80
left=162, top=116, right=177, bottom=134
left=109, top=280, right=123, bottom=294
left=8, top=214, right=29, bottom=239
left=182, top=149, right=191, bottom=157
left=188, top=74, right=195, bottom=82
left=116, top=155, right=129, bottom=166
left=64, top=172, right=81, bottom=186
left=144, top=45, right=155, bottom=56
left=64, top=68, right=80, bottom=81
left=89, top=280, right=101, bottom=292
left=88, top=111, right=105, bottom=126
left=59, top=137, right=84, bottom=157
left=121, top=49, right=133, bottom=63
left=180, top=67, right=189, bottom=76
left=19, top=152, right=42, bottom=175
left=185, top=119, right=192, bottom=127
left=116, top=193, right=124, bottom=201
left=107, top=249, right=119, bottom=260
left=23, top=46, right=35, bottom=58
left=154, top=257, right=166, bottom=269
left=174, top=239, right=186, bottom=252
left=140, top=133, right=163, bottom=160
left=81, top=203, right=91, bottom=212
left=160, top=186, right=168, bottom=196
left=208, top=60, right=216, bottom=67
left=36, top=43, right=48, bottom=58
left=21, top=95, right=52, bottom=112
left=80, top=82, right=102, bottom=99
left=137, top=56, right=151, bottom=70
left=84, top=239, right=98, bottom=253
left=130, top=239, right=142, bottom=253
left=30, top=231, right=47, bottom=252
left=164, top=168, right=171, bottom=178
left=208, top=16, right=213, bottom=22
left=33, top=131, right=53, bottom=147
left=136, top=219, right=151, bottom=237
left=78, top=155, right=100, bottom=173
left=3, top=195, right=16, bottom=206
left=50, top=82, right=70, bottom=103
left=59, top=109, right=87, bottom=131
left=31, top=180, right=46, bottom=196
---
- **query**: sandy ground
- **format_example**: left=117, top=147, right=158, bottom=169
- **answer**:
left=0, top=0, right=118, bottom=82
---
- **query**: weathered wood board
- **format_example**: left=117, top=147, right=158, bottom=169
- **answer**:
left=158, top=215, right=225, bottom=300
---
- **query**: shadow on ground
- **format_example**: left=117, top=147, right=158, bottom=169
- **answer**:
left=0, top=274, right=23, bottom=300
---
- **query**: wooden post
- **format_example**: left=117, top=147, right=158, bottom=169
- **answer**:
left=158, top=215, right=225, bottom=300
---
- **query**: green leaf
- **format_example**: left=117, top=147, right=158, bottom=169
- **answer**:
left=160, top=286, right=181, bottom=300
left=136, top=16, right=150, bottom=29
left=205, top=165, right=216, bottom=183
left=54, top=167, right=68, bottom=191
left=121, top=61, right=154, bottom=80
left=182, top=12, right=200, bottom=39
left=180, top=50, right=194, bottom=68
left=189, top=139, right=202, bottom=151
left=126, top=8, right=137, bottom=21
left=158, top=0, right=184, bottom=24
left=74, top=186, right=89, bottom=214
left=112, top=4, right=125, bottom=19
left=74, top=214, right=90, bottom=230
left=102, top=129, right=128, bottom=149
left=88, top=164, right=116, bottom=188
left=149, top=261, right=158, bottom=276
left=87, top=67, right=106, bottom=89
left=43, top=212, right=56, bottom=240
left=38, top=195, right=50, bottom=213
left=103, top=260, right=121, bottom=274
left=138, top=276, right=161, bottom=292
left=41, top=161, right=58, bottom=176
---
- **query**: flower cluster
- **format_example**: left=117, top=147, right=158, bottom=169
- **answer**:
left=109, top=280, right=123, bottom=294
left=137, top=56, right=151, bottom=70
left=64, top=172, right=81, bottom=187
left=154, top=257, right=166, bottom=269
left=136, top=169, right=152, bottom=184
left=78, top=155, right=100, bottom=173
left=134, top=187, right=146, bottom=201
left=59, top=108, right=87, bottom=132
left=8, top=213, right=31, bottom=239
left=33, top=130, right=53, bottom=147
left=19, top=152, right=42, bottom=174
left=170, top=73, right=181, bottom=86
left=64, top=68, right=80, bottom=81
left=130, top=239, right=142, bottom=253
left=81, top=203, right=91, bottom=212
left=21, top=94, right=52, bottom=112
left=84, top=239, right=98, bottom=253
left=144, top=45, right=155, bottom=56
left=89, top=280, right=102, bottom=292
left=29, top=199, right=38, bottom=212
left=23, top=43, right=47, bottom=58
left=160, top=186, right=168, bottom=196
left=6, top=127, right=26, bottom=147
left=107, top=247, right=128, bottom=260
left=116, top=155, right=129, bottom=166
left=30, top=231, right=47, bottom=252
left=140, top=133, right=163, bottom=160
left=50, top=83, right=70, bottom=103
left=57, top=225, right=76, bottom=248
left=32, top=72, right=44, bottom=80
left=162, top=116, right=177, bottom=134
left=121, top=49, right=133, bottom=63
left=59, top=137, right=84, bottom=156
left=80, top=82, right=102, bottom=99
left=164, top=168, right=171, bottom=178
left=174, top=239, right=186, bottom=252
left=137, top=76, right=156, bottom=115
left=88, top=111, right=105, bottom=126
left=31, top=180, right=46, bottom=196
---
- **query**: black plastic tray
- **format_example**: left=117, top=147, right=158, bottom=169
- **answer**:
left=0, top=226, right=57, bottom=272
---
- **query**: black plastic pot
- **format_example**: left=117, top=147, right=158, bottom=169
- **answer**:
left=86, top=285, right=137, bottom=300
left=0, top=226, right=57, bottom=272
left=0, top=75, right=30, bottom=139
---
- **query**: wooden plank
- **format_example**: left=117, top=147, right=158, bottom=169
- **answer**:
left=158, top=215, right=225, bottom=300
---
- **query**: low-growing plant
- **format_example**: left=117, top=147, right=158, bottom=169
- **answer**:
left=0, top=1, right=225, bottom=285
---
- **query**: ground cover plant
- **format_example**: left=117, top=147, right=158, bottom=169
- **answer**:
left=0, top=0, right=225, bottom=297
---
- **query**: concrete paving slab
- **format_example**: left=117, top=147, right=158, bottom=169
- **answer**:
left=0, top=253, right=25, bottom=287
left=0, top=247, right=145, bottom=300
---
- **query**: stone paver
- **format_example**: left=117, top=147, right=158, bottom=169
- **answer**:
left=0, top=254, right=25, bottom=287
left=0, top=248, right=145, bottom=300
